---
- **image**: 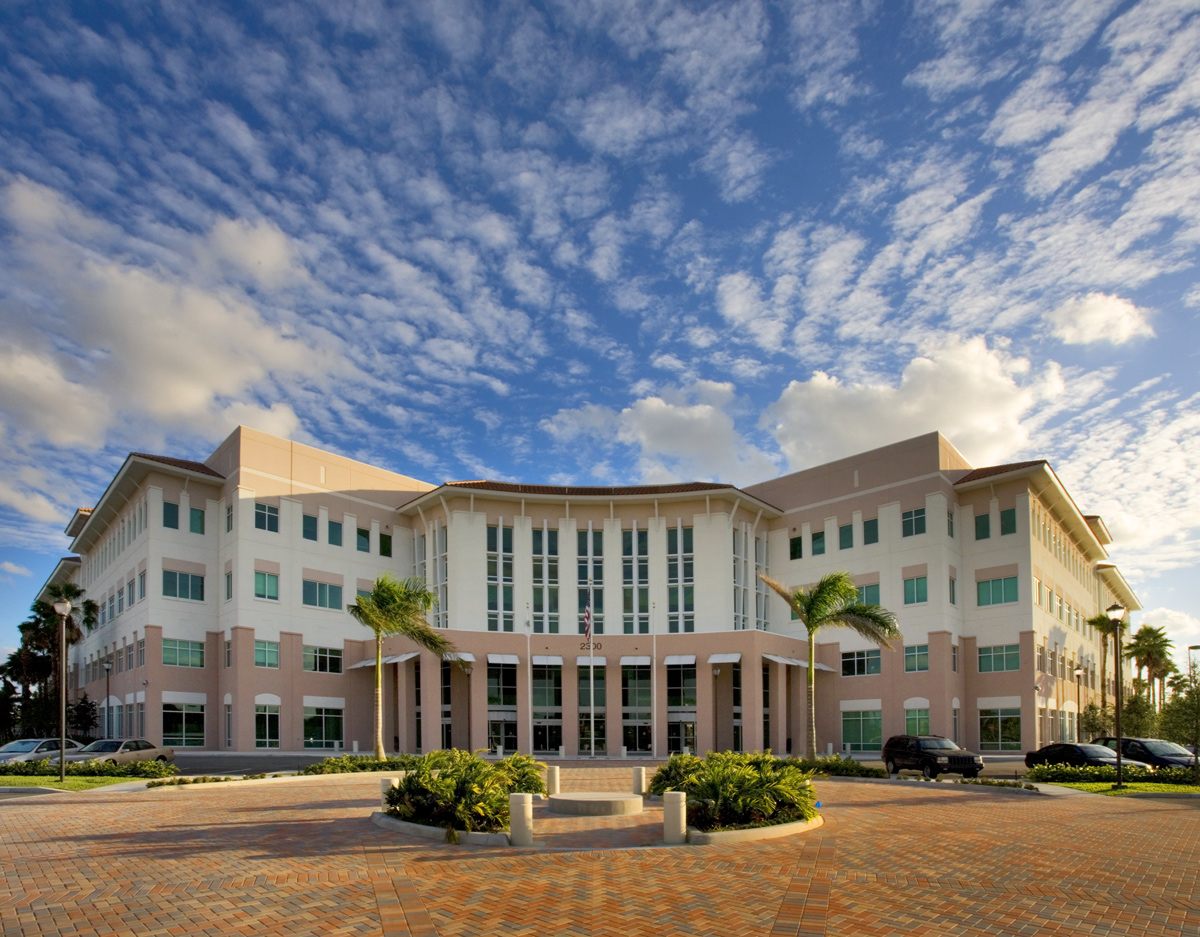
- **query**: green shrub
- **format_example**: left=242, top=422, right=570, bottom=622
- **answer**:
left=0, top=758, right=177, bottom=778
left=147, top=773, right=269, bottom=788
left=299, top=754, right=423, bottom=775
left=384, top=749, right=516, bottom=842
left=649, top=751, right=818, bottom=832
left=956, top=778, right=1037, bottom=791
left=785, top=754, right=888, bottom=778
left=1023, top=763, right=1199, bottom=784
left=493, top=752, right=548, bottom=794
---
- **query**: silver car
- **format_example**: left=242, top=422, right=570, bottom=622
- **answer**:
left=0, top=738, right=85, bottom=764
left=47, top=738, right=175, bottom=764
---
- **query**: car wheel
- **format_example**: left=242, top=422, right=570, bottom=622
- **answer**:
left=963, top=771, right=979, bottom=779
left=156, top=756, right=167, bottom=762
left=885, top=759, right=897, bottom=775
left=922, top=764, right=937, bottom=779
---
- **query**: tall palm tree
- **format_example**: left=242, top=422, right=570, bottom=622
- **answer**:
left=760, top=571, right=901, bottom=760
left=348, top=574, right=456, bottom=760
left=1088, top=613, right=1124, bottom=712
left=1125, top=626, right=1171, bottom=707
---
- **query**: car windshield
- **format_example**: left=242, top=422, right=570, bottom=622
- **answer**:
left=0, top=740, right=41, bottom=753
left=79, top=740, right=123, bottom=753
left=918, top=738, right=958, bottom=750
left=1077, top=745, right=1117, bottom=757
left=1141, top=740, right=1192, bottom=756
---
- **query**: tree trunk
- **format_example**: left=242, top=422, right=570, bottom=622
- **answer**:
left=374, top=631, right=386, bottom=760
left=806, top=631, right=817, bottom=761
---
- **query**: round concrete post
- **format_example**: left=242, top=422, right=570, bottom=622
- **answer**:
left=632, top=766, right=646, bottom=794
left=380, top=776, right=400, bottom=809
left=509, top=793, right=534, bottom=847
left=663, top=791, right=687, bottom=845
left=546, top=765, right=560, bottom=795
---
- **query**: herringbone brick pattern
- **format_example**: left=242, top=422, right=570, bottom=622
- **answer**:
left=2, top=774, right=1198, bottom=935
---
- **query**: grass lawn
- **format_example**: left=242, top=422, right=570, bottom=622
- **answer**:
left=0, top=776, right=136, bottom=792
left=1048, top=781, right=1200, bottom=796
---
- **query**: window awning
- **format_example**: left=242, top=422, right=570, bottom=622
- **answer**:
left=349, top=650, right=422, bottom=669
left=487, top=653, right=520, bottom=665
left=763, top=653, right=835, bottom=672
left=707, top=652, right=742, bottom=664
left=620, top=655, right=652, bottom=666
left=532, top=655, right=563, bottom=666
left=663, top=654, right=696, bottom=666
left=444, top=652, right=476, bottom=663
left=576, top=656, right=607, bottom=666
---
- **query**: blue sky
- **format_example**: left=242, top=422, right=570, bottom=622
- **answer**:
left=1, top=0, right=1197, bottom=669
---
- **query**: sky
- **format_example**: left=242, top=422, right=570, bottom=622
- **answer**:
left=1, top=0, right=1197, bottom=672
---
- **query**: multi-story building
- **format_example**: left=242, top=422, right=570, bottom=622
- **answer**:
left=41, top=426, right=1138, bottom=757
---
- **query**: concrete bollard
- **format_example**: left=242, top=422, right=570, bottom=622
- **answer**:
left=621, top=745, right=628, bottom=759
left=632, top=766, right=646, bottom=794
left=558, top=744, right=566, bottom=759
left=380, top=776, right=400, bottom=809
left=546, top=765, right=560, bottom=796
left=509, top=793, right=533, bottom=847
left=682, top=746, right=690, bottom=756
left=352, top=740, right=359, bottom=753
left=663, top=791, right=686, bottom=845
left=496, top=744, right=503, bottom=758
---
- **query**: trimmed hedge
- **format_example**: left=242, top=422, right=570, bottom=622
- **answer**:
left=299, top=754, right=423, bottom=775
left=0, top=758, right=178, bottom=779
left=1024, top=763, right=1200, bottom=785
left=785, top=754, right=888, bottom=778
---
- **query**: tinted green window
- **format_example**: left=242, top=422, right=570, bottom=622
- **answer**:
left=254, top=571, right=278, bottom=600
left=163, top=502, right=179, bottom=529
left=905, top=709, right=930, bottom=735
left=357, top=528, right=370, bottom=552
left=302, top=580, right=342, bottom=609
left=901, top=509, right=925, bottom=537
left=189, top=507, right=205, bottom=534
left=979, top=708, right=1021, bottom=750
left=839, top=525, right=853, bottom=550
left=811, top=531, right=825, bottom=555
left=379, top=533, right=392, bottom=557
left=903, top=576, right=927, bottom=604
left=975, top=514, right=990, bottom=540
left=856, top=583, right=880, bottom=605
left=1000, top=508, right=1017, bottom=535
left=841, top=649, right=881, bottom=676
left=842, top=710, right=882, bottom=751
left=977, top=577, right=1018, bottom=606
left=905, top=645, right=929, bottom=672
left=863, top=519, right=879, bottom=544
left=328, top=520, right=342, bottom=546
left=978, top=644, right=1020, bottom=672
left=302, top=514, right=318, bottom=541
left=789, top=536, right=803, bottom=560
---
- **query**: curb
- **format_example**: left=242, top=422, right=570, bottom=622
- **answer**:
left=686, top=814, right=824, bottom=845
left=371, top=810, right=511, bottom=846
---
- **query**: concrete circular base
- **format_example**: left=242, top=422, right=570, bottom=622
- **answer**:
left=547, top=792, right=644, bottom=816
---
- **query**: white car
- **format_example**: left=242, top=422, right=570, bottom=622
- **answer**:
left=0, top=738, right=85, bottom=764
left=47, top=738, right=175, bottom=764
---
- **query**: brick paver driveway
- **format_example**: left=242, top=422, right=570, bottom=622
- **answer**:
left=2, top=770, right=1197, bottom=936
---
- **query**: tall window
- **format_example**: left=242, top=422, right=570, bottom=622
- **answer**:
left=811, top=530, right=826, bottom=555
left=255, top=503, right=279, bottom=532
left=789, top=536, right=802, bottom=559
left=1000, top=508, right=1017, bottom=535
left=949, top=577, right=957, bottom=605
left=532, top=527, right=559, bottom=634
left=863, top=518, right=879, bottom=544
left=189, top=507, right=205, bottom=534
left=577, top=527, right=603, bottom=634
left=947, top=510, right=955, bottom=537
left=432, top=521, right=449, bottom=628
left=302, top=514, right=318, bottom=541
left=328, top=519, right=342, bottom=546
left=303, top=707, right=343, bottom=748
left=905, top=708, right=930, bottom=735
left=225, top=503, right=233, bottom=533
left=622, top=526, right=649, bottom=634
left=255, top=705, right=280, bottom=748
left=901, top=508, right=925, bottom=537
left=667, top=525, right=694, bottom=633
left=839, top=524, right=853, bottom=550
left=487, top=523, right=514, bottom=632
left=979, top=708, right=1021, bottom=750
left=578, top=664, right=606, bottom=753
left=163, top=502, right=179, bottom=529
left=903, top=576, right=928, bottom=604
left=380, top=533, right=392, bottom=557
left=733, top=525, right=769, bottom=630
left=975, top=514, right=990, bottom=540
left=357, top=527, right=370, bottom=552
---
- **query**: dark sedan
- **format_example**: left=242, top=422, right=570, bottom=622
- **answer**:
left=1091, top=737, right=1198, bottom=769
left=1024, top=743, right=1152, bottom=770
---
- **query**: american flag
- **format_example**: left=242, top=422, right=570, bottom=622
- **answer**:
left=583, top=604, right=592, bottom=641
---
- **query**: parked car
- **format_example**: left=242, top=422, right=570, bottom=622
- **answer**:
left=1091, top=737, right=1198, bottom=769
left=1024, top=743, right=1152, bottom=770
left=46, top=738, right=174, bottom=764
left=883, top=735, right=983, bottom=778
left=0, top=738, right=85, bottom=764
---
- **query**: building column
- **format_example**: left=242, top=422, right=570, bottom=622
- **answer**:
left=770, top=662, right=788, bottom=754
left=700, top=664, right=718, bottom=754
left=743, top=657, right=765, bottom=752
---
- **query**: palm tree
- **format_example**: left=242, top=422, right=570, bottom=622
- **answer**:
left=1088, top=613, right=1125, bottom=713
left=1125, top=626, right=1172, bottom=707
left=348, top=574, right=456, bottom=760
left=760, top=571, right=901, bottom=760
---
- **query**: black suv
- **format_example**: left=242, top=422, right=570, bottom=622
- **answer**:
left=1091, top=737, right=1198, bottom=769
left=883, top=735, right=983, bottom=778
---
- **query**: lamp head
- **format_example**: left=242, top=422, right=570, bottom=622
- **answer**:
left=103, top=660, right=112, bottom=673
left=1105, top=603, right=1126, bottom=623
left=52, top=599, right=72, bottom=617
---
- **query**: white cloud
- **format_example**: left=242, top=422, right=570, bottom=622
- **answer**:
left=1047, top=293, right=1155, bottom=345
left=205, top=217, right=304, bottom=288
left=1139, top=608, right=1200, bottom=671
left=715, top=272, right=789, bottom=350
left=764, top=336, right=1061, bottom=470
left=0, top=561, right=33, bottom=576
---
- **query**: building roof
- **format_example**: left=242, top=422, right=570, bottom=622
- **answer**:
left=445, top=480, right=740, bottom=497
left=953, top=460, right=1048, bottom=484
left=129, top=452, right=226, bottom=479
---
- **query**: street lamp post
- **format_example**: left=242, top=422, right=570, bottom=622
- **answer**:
left=52, top=599, right=72, bottom=783
left=103, top=659, right=113, bottom=740
left=1107, top=603, right=1127, bottom=789
left=1189, top=646, right=1200, bottom=784
left=1073, top=667, right=1084, bottom=742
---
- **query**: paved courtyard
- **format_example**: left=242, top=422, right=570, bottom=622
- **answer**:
left=2, top=767, right=1198, bottom=936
